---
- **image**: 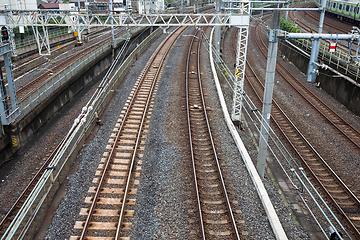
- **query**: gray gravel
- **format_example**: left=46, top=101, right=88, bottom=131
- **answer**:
left=131, top=26, right=197, bottom=239
left=45, top=25, right=310, bottom=240
left=44, top=30, right=169, bottom=240
left=200, top=29, right=309, bottom=239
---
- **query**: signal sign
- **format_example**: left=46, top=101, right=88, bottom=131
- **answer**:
left=1, top=26, right=8, bottom=40
left=329, top=42, right=336, bottom=53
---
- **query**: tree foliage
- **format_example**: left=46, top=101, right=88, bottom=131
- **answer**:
left=280, top=17, right=301, bottom=33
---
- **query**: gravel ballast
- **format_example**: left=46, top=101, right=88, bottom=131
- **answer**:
left=5, top=22, right=343, bottom=239
left=44, top=30, right=169, bottom=239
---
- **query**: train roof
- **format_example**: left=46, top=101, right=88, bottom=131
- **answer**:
left=330, top=0, right=360, bottom=4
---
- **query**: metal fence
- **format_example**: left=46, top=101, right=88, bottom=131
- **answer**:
left=14, top=28, right=70, bottom=48
left=294, top=38, right=360, bottom=82
left=1, top=26, right=162, bottom=240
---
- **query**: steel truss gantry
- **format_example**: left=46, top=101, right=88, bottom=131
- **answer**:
left=0, top=2, right=324, bottom=127
left=2, top=12, right=245, bottom=27
left=232, top=25, right=248, bottom=122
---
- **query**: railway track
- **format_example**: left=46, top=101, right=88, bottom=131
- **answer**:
left=68, top=25, right=186, bottom=240
left=245, top=19, right=360, bottom=237
left=256, top=16, right=360, bottom=153
left=0, top=143, right=61, bottom=236
left=0, top=28, right=134, bottom=238
left=290, top=2, right=350, bottom=34
left=8, top=27, right=109, bottom=82
left=289, top=3, right=357, bottom=59
left=185, top=28, right=240, bottom=239
left=15, top=27, right=127, bottom=101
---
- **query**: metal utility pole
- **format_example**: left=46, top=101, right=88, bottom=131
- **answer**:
left=85, top=0, right=90, bottom=33
left=77, top=0, right=82, bottom=43
left=0, top=43, right=19, bottom=125
left=8, top=27, right=17, bottom=58
left=256, top=10, right=281, bottom=178
left=306, top=0, right=326, bottom=82
left=214, top=0, right=221, bottom=52
left=110, top=0, right=115, bottom=47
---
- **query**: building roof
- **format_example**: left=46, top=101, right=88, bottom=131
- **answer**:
left=38, top=3, right=59, bottom=8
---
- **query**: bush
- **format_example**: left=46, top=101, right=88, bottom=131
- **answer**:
left=280, top=17, right=301, bottom=33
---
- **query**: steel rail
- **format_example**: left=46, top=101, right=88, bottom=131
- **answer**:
left=16, top=27, right=127, bottom=101
left=1, top=26, right=165, bottom=239
left=257, top=17, right=360, bottom=152
left=186, top=29, right=206, bottom=240
left=289, top=3, right=356, bottom=57
left=79, top=25, right=188, bottom=239
left=250, top=20, right=360, bottom=237
left=0, top=140, right=63, bottom=235
left=186, top=28, right=240, bottom=239
left=78, top=37, right=149, bottom=240
left=195, top=31, right=240, bottom=239
left=1, top=110, right=85, bottom=239
left=289, top=3, right=348, bottom=34
left=11, top=27, right=110, bottom=78
left=245, top=58, right=360, bottom=238
left=115, top=24, right=187, bottom=240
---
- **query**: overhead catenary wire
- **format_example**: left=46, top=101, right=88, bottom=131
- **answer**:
left=203, top=25, right=350, bottom=239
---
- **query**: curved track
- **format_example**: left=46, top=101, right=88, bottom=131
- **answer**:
left=186, top=28, right=240, bottom=239
left=290, top=2, right=350, bottom=34
left=245, top=19, right=360, bottom=237
left=256, top=17, right=360, bottom=153
left=0, top=29, right=132, bottom=236
left=289, top=3, right=357, bottom=62
left=12, top=27, right=109, bottom=79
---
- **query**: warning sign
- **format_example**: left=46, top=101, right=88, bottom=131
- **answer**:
left=329, top=42, right=336, bottom=53
left=235, top=71, right=240, bottom=76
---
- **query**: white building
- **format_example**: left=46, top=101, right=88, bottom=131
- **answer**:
left=0, top=0, right=43, bottom=10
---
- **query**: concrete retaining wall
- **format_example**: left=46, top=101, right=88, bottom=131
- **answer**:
left=0, top=27, right=153, bottom=164
left=278, top=41, right=360, bottom=116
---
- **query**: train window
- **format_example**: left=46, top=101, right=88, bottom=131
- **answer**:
left=333, top=2, right=336, bottom=8
left=346, top=5, right=350, bottom=12
left=339, top=3, right=342, bottom=10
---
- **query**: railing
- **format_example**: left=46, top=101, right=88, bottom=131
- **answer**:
left=1, top=26, right=162, bottom=240
left=294, top=38, right=360, bottom=82
left=14, top=28, right=70, bottom=48
left=16, top=26, right=144, bottom=122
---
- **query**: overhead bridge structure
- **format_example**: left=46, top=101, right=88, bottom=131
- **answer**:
left=1, top=12, right=248, bottom=27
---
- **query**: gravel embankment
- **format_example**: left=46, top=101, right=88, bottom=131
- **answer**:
left=44, top=31, right=169, bottom=239
left=45, top=25, right=311, bottom=239
left=5, top=18, right=354, bottom=239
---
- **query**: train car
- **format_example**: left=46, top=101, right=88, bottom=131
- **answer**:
left=315, top=0, right=360, bottom=24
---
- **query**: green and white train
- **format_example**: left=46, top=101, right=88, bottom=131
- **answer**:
left=315, top=0, right=360, bottom=23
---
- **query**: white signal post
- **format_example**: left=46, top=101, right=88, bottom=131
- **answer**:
left=231, top=14, right=250, bottom=123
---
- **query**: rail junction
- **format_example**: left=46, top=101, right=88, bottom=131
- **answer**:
left=0, top=1, right=360, bottom=240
